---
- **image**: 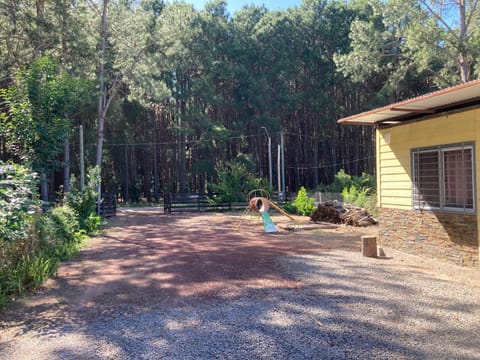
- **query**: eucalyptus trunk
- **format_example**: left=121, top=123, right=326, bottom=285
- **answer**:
left=96, top=0, right=108, bottom=169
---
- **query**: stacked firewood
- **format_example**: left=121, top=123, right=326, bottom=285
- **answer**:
left=310, top=201, right=377, bottom=227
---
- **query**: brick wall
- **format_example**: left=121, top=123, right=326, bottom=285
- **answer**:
left=379, top=208, right=479, bottom=267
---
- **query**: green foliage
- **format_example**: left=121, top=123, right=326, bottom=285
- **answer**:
left=0, top=162, right=95, bottom=309
left=282, top=202, right=297, bottom=214
left=210, top=160, right=270, bottom=204
left=37, top=205, right=80, bottom=245
left=330, top=169, right=353, bottom=193
left=318, top=170, right=377, bottom=215
left=84, top=214, right=103, bottom=236
left=64, top=167, right=102, bottom=234
left=0, top=205, right=87, bottom=309
left=342, top=185, right=378, bottom=216
left=320, top=169, right=376, bottom=193
left=342, top=185, right=369, bottom=208
left=292, top=186, right=316, bottom=216
left=353, top=172, right=376, bottom=190
left=0, top=231, right=85, bottom=305
left=336, top=0, right=480, bottom=88
left=0, top=163, right=40, bottom=243
left=14, top=253, right=58, bottom=292
left=0, top=56, right=90, bottom=173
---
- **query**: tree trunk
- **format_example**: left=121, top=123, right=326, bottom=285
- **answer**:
left=179, top=95, right=187, bottom=194
left=63, top=137, right=70, bottom=192
left=40, top=171, right=48, bottom=203
left=96, top=0, right=108, bottom=169
left=313, top=125, right=319, bottom=188
left=144, top=149, right=151, bottom=203
left=153, top=123, right=159, bottom=203
left=35, top=0, right=45, bottom=56
left=124, top=146, right=129, bottom=203
left=458, top=0, right=470, bottom=83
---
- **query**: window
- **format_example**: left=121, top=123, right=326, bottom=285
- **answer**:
left=412, top=143, right=474, bottom=212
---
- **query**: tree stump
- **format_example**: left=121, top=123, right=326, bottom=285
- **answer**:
left=361, top=235, right=377, bottom=257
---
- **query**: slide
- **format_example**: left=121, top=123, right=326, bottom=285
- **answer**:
left=259, top=210, right=278, bottom=233
left=249, top=196, right=296, bottom=233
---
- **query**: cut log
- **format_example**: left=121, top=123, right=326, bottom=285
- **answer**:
left=361, top=235, right=377, bottom=257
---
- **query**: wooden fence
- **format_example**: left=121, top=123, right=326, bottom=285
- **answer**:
left=163, top=193, right=250, bottom=214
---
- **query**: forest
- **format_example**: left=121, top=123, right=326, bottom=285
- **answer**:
left=1, top=0, right=479, bottom=203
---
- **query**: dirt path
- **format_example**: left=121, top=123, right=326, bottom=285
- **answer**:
left=0, top=210, right=352, bottom=334
left=1, top=209, right=479, bottom=359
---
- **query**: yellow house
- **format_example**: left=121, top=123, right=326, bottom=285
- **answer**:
left=338, top=79, right=480, bottom=267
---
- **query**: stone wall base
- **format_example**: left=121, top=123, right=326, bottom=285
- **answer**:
left=379, top=208, right=479, bottom=267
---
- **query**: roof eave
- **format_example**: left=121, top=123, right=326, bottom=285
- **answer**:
left=337, top=79, right=480, bottom=126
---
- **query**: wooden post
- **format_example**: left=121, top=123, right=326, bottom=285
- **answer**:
left=361, top=235, right=377, bottom=257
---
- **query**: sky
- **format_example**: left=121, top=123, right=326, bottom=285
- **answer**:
left=185, top=0, right=303, bottom=14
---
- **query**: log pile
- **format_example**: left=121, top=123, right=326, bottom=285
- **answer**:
left=310, top=201, right=377, bottom=227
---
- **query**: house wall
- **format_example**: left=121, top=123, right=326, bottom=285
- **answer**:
left=376, top=106, right=480, bottom=266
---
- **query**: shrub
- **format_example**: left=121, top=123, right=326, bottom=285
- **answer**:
left=210, top=160, right=270, bottom=204
left=1, top=205, right=87, bottom=309
left=37, top=205, right=79, bottom=245
left=282, top=202, right=297, bottom=214
left=0, top=163, right=93, bottom=309
left=0, top=163, right=40, bottom=243
left=342, top=185, right=369, bottom=208
left=331, top=169, right=353, bottom=193
left=352, top=172, right=376, bottom=190
left=64, top=166, right=101, bottom=233
left=342, top=185, right=378, bottom=216
left=318, top=169, right=376, bottom=194
left=0, top=163, right=41, bottom=293
left=293, top=186, right=316, bottom=216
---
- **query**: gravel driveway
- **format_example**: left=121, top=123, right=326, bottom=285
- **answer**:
left=1, top=209, right=479, bottom=359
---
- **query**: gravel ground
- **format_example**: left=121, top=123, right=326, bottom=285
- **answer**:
left=1, top=211, right=479, bottom=359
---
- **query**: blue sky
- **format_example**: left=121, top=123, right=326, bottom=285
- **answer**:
left=184, top=0, right=303, bottom=14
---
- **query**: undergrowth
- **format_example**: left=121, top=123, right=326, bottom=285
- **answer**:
left=0, top=163, right=102, bottom=309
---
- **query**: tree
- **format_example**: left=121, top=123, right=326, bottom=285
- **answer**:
left=0, top=56, right=89, bottom=201
left=414, top=0, right=480, bottom=83
left=336, top=0, right=480, bottom=90
left=210, top=159, right=268, bottom=204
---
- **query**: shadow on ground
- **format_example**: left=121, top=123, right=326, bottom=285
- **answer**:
left=1, top=209, right=479, bottom=359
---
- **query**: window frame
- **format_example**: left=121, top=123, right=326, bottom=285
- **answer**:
left=411, top=142, right=476, bottom=214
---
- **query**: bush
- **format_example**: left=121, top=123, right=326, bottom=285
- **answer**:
left=316, top=170, right=377, bottom=216
left=210, top=160, right=270, bottom=204
left=342, top=185, right=378, bottom=216
left=9, top=253, right=58, bottom=294
left=318, top=169, right=376, bottom=193
left=0, top=163, right=41, bottom=298
left=282, top=202, right=297, bottom=214
left=36, top=205, right=79, bottom=245
left=0, top=205, right=87, bottom=308
left=292, top=186, right=316, bottom=216
left=64, top=166, right=101, bottom=233
left=342, top=185, right=369, bottom=208
left=331, top=169, right=353, bottom=193
left=0, top=163, right=94, bottom=309
left=0, top=163, right=40, bottom=243
left=352, top=172, right=376, bottom=190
